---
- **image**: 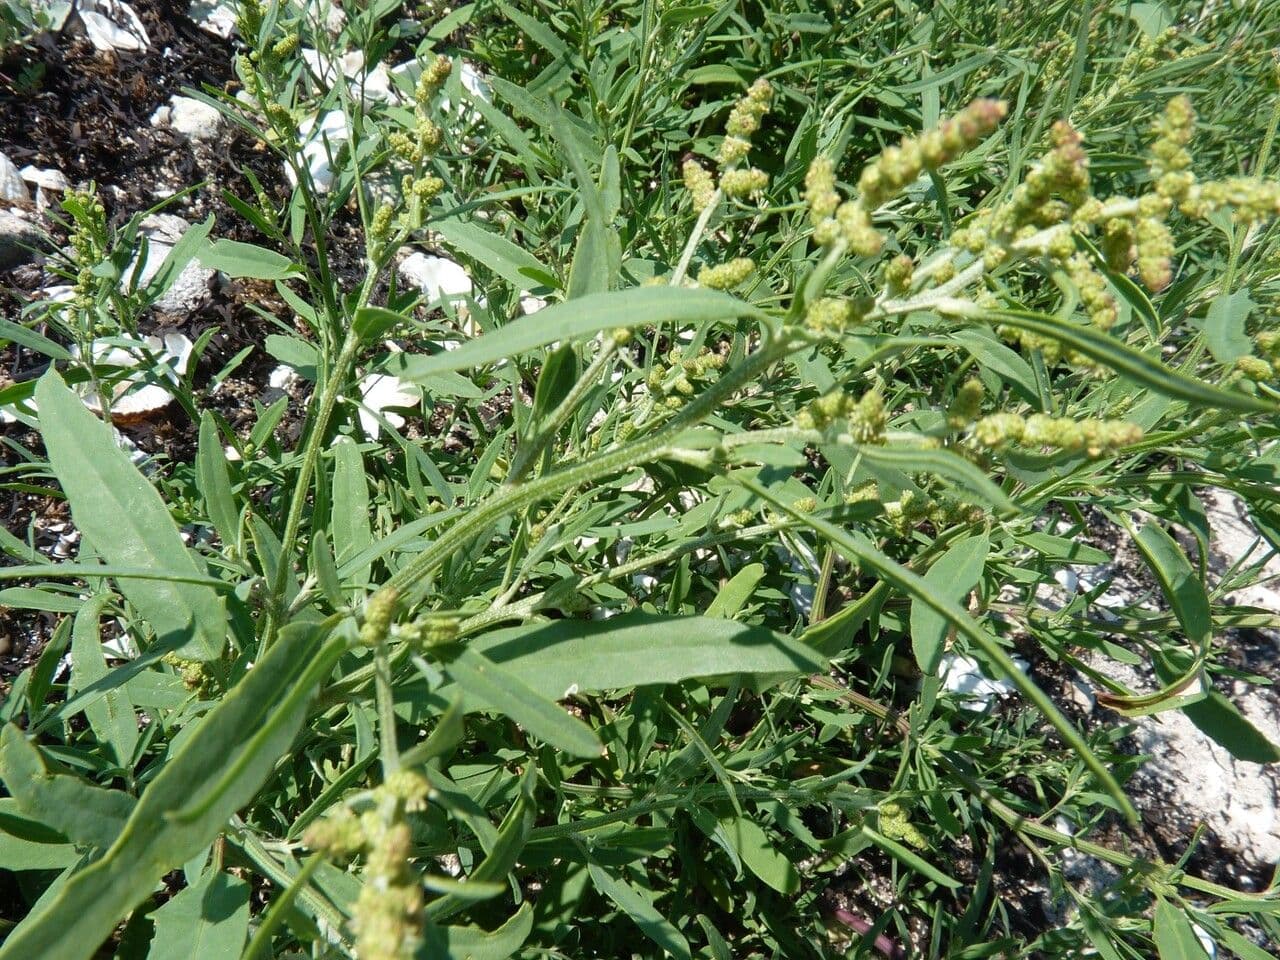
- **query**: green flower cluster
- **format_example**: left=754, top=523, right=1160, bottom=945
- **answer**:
left=803, top=296, right=872, bottom=336
left=1237, top=330, right=1280, bottom=381
left=858, top=99, right=1007, bottom=210
left=390, top=57, right=453, bottom=230
left=359, top=587, right=400, bottom=646
left=305, top=771, right=432, bottom=960
left=698, top=257, right=755, bottom=290
left=681, top=79, right=774, bottom=215
left=946, top=378, right=984, bottom=429
left=720, top=78, right=774, bottom=166
left=647, top=345, right=727, bottom=409
left=682, top=159, right=716, bottom=211
left=973, top=412, right=1143, bottom=457
left=796, top=388, right=886, bottom=443
left=807, top=99, right=1006, bottom=260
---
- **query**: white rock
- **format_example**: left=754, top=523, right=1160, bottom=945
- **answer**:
left=1101, top=654, right=1280, bottom=868
left=72, top=332, right=194, bottom=417
left=79, top=0, right=149, bottom=52
left=0, top=152, right=28, bottom=203
left=300, top=47, right=365, bottom=87
left=441, top=61, right=492, bottom=116
left=188, top=0, right=236, bottom=38
left=19, top=165, right=68, bottom=191
left=288, top=111, right=349, bottom=192
left=1053, top=568, right=1079, bottom=593
left=267, top=364, right=298, bottom=392
left=357, top=373, right=419, bottom=439
left=520, top=294, right=548, bottom=315
left=20, top=165, right=69, bottom=212
left=398, top=252, right=473, bottom=301
left=940, top=653, right=1027, bottom=707
left=150, top=95, right=222, bottom=141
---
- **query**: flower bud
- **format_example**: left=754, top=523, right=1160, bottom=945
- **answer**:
left=721, top=167, right=769, bottom=198
left=698, top=257, right=755, bottom=290
left=360, top=587, right=400, bottom=647
left=682, top=159, right=716, bottom=211
left=805, top=156, right=840, bottom=223
left=947, top=379, right=984, bottom=429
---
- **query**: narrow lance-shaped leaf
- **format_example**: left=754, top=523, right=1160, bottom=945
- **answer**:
left=197, top=412, right=239, bottom=552
left=444, top=647, right=604, bottom=758
left=387, top=287, right=765, bottom=378
left=0, top=621, right=347, bottom=960
left=421, top=903, right=535, bottom=960
left=145, top=869, right=251, bottom=960
left=979, top=308, right=1276, bottom=414
left=444, top=613, right=826, bottom=707
left=0, top=726, right=135, bottom=851
left=35, top=372, right=226, bottom=660
left=71, top=595, right=139, bottom=767
left=910, top=535, right=989, bottom=675
left=740, top=477, right=1138, bottom=823
left=586, top=861, right=692, bottom=960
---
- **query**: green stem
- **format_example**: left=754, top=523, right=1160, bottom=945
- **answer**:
left=506, top=338, right=620, bottom=485
left=374, top=640, right=400, bottom=776
left=387, top=336, right=798, bottom=608
left=671, top=188, right=724, bottom=286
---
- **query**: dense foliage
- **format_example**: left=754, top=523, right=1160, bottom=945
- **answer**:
left=2, top=1, right=1280, bottom=958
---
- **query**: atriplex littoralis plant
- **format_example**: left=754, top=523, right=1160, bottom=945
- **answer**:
left=3, top=5, right=1280, bottom=957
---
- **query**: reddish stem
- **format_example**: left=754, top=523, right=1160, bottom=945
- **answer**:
left=831, top=907, right=907, bottom=960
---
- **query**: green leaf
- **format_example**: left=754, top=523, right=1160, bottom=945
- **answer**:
left=197, top=413, right=240, bottom=553
left=1203, top=289, right=1254, bottom=364
left=951, top=328, right=1037, bottom=401
left=1153, top=899, right=1211, bottom=960
left=426, top=767, right=535, bottom=922
left=35, top=372, right=226, bottom=660
left=264, top=334, right=319, bottom=380
left=388, top=287, right=764, bottom=377
left=0, top=317, right=72, bottom=361
left=455, top=613, right=826, bottom=704
left=0, top=726, right=135, bottom=850
left=197, top=239, right=301, bottom=279
left=71, top=595, right=139, bottom=767
left=982, top=308, right=1277, bottom=414
left=0, top=622, right=346, bottom=960
left=143, top=215, right=214, bottom=301
left=855, top=444, right=1016, bottom=511
left=353, top=305, right=406, bottom=344
left=741, top=477, right=1137, bottom=823
left=146, top=870, right=251, bottom=960
left=330, top=438, right=372, bottom=586
left=1133, top=522, right=1211, bottom=649
left=910, top=535, right=989, bottom=675
left=436, top=218, right=555, bottom=292
left=587, top=861, right=691, bottom=960
left=422, top=903, right=534, bottom=960
left=1178, top=690, right=1280, bottom=764
left=717, top=813, right=799, bottom=895
left=528, top=343, right=579, bottom=428
left=445, top=647, right=604, bottom=758
left=704, top=563, right=765, bottom=619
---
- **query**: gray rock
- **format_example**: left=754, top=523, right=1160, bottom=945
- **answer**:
left=125, top=214, right=216, bottom=314
left=150, top=95, right=223, bottom=142
left=0, top=209, right=41, bottom=269
left=0, top=152, right=28, bottom=203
